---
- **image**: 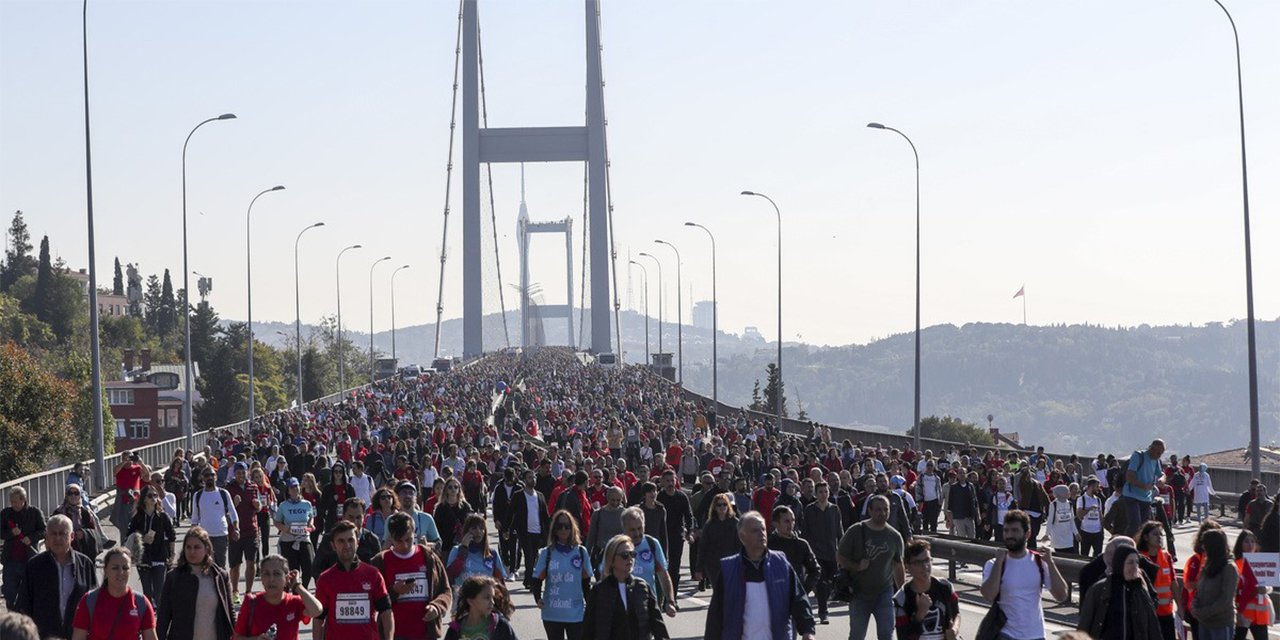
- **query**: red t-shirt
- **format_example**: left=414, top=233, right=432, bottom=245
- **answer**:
left=115, top=464, right=144, bottom=500
left=315, top=562, right=390, bottom=640
left=73, top=588, right=155, bottom=639
left=226, top=480, right=261, bottom=536
left=234, top=592, right=310, bottom=640
left=376, top=546, right=435, bottom=639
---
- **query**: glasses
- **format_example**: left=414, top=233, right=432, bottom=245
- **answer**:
left=615, top=551, right=636, bottom=560
left=66, top=491, right=81, bottom=496
left=555, top=522, right=573, bottom=531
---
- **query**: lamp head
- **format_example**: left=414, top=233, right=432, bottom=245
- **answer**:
left=380, top=256, right=391, bottom=261
left=271, top=185, right=285, bottom=192
left=401, top=264, right=411, bottom=270
left=312, top=222, right=325, bottom=229
left=352, top=244, right=363, bottom=249
left=866, top=122, right=886, bottom=129
left=683, top=222, right=696, bottom=227
left=218, top=113, right=237, bottom=120
left=740, top=190, right=756, bottom=196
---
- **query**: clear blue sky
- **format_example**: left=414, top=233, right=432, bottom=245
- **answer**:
left=2, top=0, right=1277, bottom=348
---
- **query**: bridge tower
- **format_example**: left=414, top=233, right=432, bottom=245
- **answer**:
left=462, top=0, right=611, bottom=358
left=516, top=169, right=575, bottom=348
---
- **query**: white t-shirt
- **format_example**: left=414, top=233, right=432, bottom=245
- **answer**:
left=1077, top=494, right=1103, bottom=534
left=1044, top=500, right=1078, bottom=549
left=982, top=553, right=1050, bottom=640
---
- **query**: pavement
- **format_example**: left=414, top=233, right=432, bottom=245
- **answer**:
left=3, top=503, right=1252, bottom=639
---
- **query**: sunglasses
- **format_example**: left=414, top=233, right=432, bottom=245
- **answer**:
left=555, top=522, right=573, bottom=530
left=615, top=551, right=636, bottom=560
left=66, top=491, right=81, bottom=496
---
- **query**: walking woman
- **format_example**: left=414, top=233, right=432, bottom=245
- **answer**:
left=365, top=487, right=399, bottom=545
left=55, top=484, right=102, bottom=559
left=273, top=478, right=317, bottom=588
left=696, top=493, right=741, bottom=587
left=164, top=459, right=189, bottom=524
left=232, top=554, right=323, bottom=640
left=71, top=548, right=157, bottom=640
left=435, top=478, right=474, bottom=556
left=1192, top=529, right=1239, bottom=640
left=1232, top=530, right=1273, bottom=640
left=127, top=487, right=176, bottom=608
left=1136, top=520, right=1179, bottom=640
left=447, top=514, right=507, bottom=588
left=531, top=510, right=592, bottom=640
left=250, top=467, right=276, bottom=559
left=1078, top=545, right=1162, bottom=640
left=1191, top=464, right=1217, bottom=522
left=583, top=534, right=669, bottom=640
left=156, top=526, right=235, bottom=640
left=443, top=576, right=518, bottom=640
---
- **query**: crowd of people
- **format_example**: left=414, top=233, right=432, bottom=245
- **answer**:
left=1, top=346, right=1278, bottom=640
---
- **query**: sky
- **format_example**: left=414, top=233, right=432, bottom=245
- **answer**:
left=2, top=0, right=1278, bottom=349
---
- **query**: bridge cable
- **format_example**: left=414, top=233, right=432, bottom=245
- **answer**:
left=595, top=3, right=624, bottom=360
left=577, top=163, right=588, bottom=349
left=431, top=0, right=465, bottom=359
left=476, top=20, right=512, bottom=349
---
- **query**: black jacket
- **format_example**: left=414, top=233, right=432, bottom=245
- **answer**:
left=156, top=563, right=235, bottom=640
left=14, top=549, right=97, bottom=639
left=505, top=490, right=549, bottom=537
left=127, top=509, right=177, bottom=565
left=583, top=574, right=669, bottom=640
left=0, top=505, right=45, bottom=563
left=490, top=481, right=522, bottom=531
left=314, top=527, right=383, bottom=576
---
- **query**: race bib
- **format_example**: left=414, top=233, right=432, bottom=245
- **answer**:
left=396, top=572, right=428, bottom=601
left=290, top=523, right=308, bottom=537
left=335, top=593, right=371, bottom=623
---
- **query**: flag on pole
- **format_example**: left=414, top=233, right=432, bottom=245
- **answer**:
left=1013, top=285, right=1025, bottom=299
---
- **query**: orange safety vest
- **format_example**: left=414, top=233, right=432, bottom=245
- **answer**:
left=1236, top=559, right=1274, bottom=627
left=1147, top=549, right=1175, bottom=617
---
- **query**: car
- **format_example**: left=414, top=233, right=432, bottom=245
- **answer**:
left=400, top=365, right=422, bottom=381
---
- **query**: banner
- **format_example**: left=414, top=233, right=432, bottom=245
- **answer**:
left=1245, top=552, right=1280, bottom=587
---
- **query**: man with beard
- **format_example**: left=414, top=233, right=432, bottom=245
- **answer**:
left=838, top=495, right=905, bottom=640
left=314, top=520, right=393, bottom=640
left=979, top=510, right=1069, bottom=640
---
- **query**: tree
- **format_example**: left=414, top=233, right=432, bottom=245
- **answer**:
left=159, top=269, right=176, bottom=338
left=144, top=274, right=163, bottom=336
left=913, top=415, right=995, bottom=447
left=1, top=210, right=34, bottom=292
left=762, top=362, right=787, bottom=418
left=189, top=300, right=219, bottom=365
left=749, top=379, right=765, bottom=412
left=195, top=335, right=242, bottom=430
left=0, top=342, right=79, bottom=482
left=113, top=258, right=124, bottom=296
left=29, top=236, right=52, bottom=320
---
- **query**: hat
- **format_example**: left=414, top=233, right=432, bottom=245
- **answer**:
left=396, top=481, right=417, bottom=493
left=286, top=477, right=300, bottom=488
left=1052, top=484, right=1069, bottom=499
left=890, top=475, right=906, bottom=488
left=233, top=462, right=248, bottom=472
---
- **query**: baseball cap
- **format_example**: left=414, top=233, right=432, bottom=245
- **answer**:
left=233, top=462, right=248, bottom=472
left=286, top=477, right=300, bottom=488
left=396, top=481, right=417, bottom=494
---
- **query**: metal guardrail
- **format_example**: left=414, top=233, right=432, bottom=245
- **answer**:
left=927, top=535, right=1090, bottom=601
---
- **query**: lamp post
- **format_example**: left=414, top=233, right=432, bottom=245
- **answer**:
left=637, top=252, right=663, bottom=359
left=1210, top=0, right=1260, bottom=478
left=245, top=185, right=285, bottom=424
left=740, top=190, right=783, bottom=430
left=81, top=0, right=107, bottom=490
left=866, top=122, right=922, bottom=453
left=629, top=260, right=650, bottom=364
left=294, top=222, right=325, bottom=406
left=391, top=265, right=411, bottom=362
left=181, top=112, right=236, bottom=450
left=369, top=256, right=392, bottom=381
left=335, top=244, right=362, bottom=391
left=654, top=239, right=683, bottom=385
left=684, top=222, right=717, bottom=410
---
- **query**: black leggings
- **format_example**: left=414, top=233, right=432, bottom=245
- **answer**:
left=543, top=621, right=584, bottom=640
left=1234, top=625, right=1268, bottom=640
left=280, top=541, right=315, bottom=588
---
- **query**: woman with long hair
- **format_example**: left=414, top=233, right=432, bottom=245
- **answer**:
left=164, top=458, right=189, bottom=523
left=1184, top=519, right=1225, bottom=640
left=1192, top=529, right=1239, bottom=640
left=1232, top=530, right=1273, bottom=640
left=696, top=492, right=741, bottom=587
left=156, top=526, right=235, bottom=640
left=365, top=487, right=399, bottom=545
left=446, top=514, right=506, bottom=587
left=531, top=510, right=592, bottom=640
left=71, top=548, right=158, bottom=640
left=582, top=535, right=669, bottom=640
left=250, top=467, right=276, bottom=559
left=435, top=478, right=474, bottom=555
left=443, top=576, right=517, bottom=640
left=127, top=486, right=176, bottom=607
left=1136, top=520, right=1178, bottom=640
left=300, top=473, right=322, bottom=547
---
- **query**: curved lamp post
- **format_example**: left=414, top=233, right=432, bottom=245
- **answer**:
left=654, top=239, right=683, bottom=384
left=685, top=221, right=717, bottom=410
left=637, top=252, right=663, bottom=359
left=629, top=260, right=650, bottom=364
left=335, top=244, right=362, bottom=391
left=391, top=265, right=411, bottom=362
left=294, top=222, right=325, bottom=405
left=740, top=190, right=783, bottom=430
left=246, top=185, right=285, bottom=423
left=369, top=256, right=392, bottom=381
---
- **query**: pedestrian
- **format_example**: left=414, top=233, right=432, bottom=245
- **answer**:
left=397, top=481, right=444, bottom=550
left=530, top=509, right=592, bottom=640
left=1190, top=529, right=1238, bottom=640
left=1136, top=521, right=1179, bottom=640
left=370, top=513, right=452, bottom=640
left=916, top=461, right=944, bottom=534
left=1077, top=545, right=1163, bottom=640
left=1232, top=529, right=1274, bottom=640
left=655, top=470, right=693, bottom=590
left=190, top=465, right=239, bottom=570
left=696, top=492, right=742, bottom=588
left=112, top=451, right=151, bottom=544
left=54, top=483, right=103, bottom=559
left=893, top=539, right=961, bottom=640
left=273, top=477, right=318, bottom=587
left=233, top=554, right=324, bottom=640
left=506, top=470, right=549, bottom=589
left=127, top=486, right=177, bottom=607
left=365, top=487, right=399, bottom=545
left=313, top=520, right=394, bottom=640
left=705, top=511, right=816, bottom=640
left=1122, top=440, right=1167, bottom=537
left=582, top=534, right=670, bottom=640
left=801, top=481, right=843, bottom=623
left=443, top=576, right=518, bottom=640
left=979, top=510, right=1069, bottom=640
left=1041, top=484, right=1080, bottom=555
left=585, top=486, right=627, bottom=571
left=838, top=494, right=906, bottom=640
left=616, top=506, right=678, bottom=615
left=313, top=498, right=383, bottom=576
left=1, top=486, right=45, bottom=610
left=71, top=548, right=158, bottom=640
left=250, top=466, right=276, bottom=560
left=435, top=477, right=474, bottom=556
left=1190, top=464, right=1217, bottom=522
left=447, top=513, right=508, bottom=589
left=13, top=515, right=97, bottom=639
left=156, top=527, right=235, bottom=640
left=945, top=471, right=980, bottom=540
left=1076, top=478, right=1105, bottom=558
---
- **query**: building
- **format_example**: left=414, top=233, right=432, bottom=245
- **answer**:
left=64, top=268, right=132, bottom=317
left=692, top=300, right=715, bottom=331
left=107, top=348, right=200, bottom=449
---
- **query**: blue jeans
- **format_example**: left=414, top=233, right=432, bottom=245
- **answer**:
left=849, top=588, right=894, bottom=640
left=1199, top=626, right=1234, bottom=640
left=1122, top=496, right=1152, bottom=536
left=2, top=558, right=26, bottom=609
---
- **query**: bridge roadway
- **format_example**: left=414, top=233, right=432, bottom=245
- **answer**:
left=46, top=503, right=1243, bottom=639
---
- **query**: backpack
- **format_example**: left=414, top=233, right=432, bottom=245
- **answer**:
left=555, top=490, right=583, bottom=524
left=196, top=487, right=236, bottom=535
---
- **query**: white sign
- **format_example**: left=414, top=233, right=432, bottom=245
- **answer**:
left=1244, top=552, right=1280, bottom=587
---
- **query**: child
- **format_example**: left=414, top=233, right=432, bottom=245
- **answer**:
left=444, top=576, right=518, bottom=640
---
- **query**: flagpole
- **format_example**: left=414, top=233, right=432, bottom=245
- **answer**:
left=1023, top=292, right=1027, bottom=325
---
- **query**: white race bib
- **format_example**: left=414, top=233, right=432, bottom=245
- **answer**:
left=335, top=593, right=371, bottom=623
left=396, top=572, right=428, bottom=601
left=290, top=523, right=308, bottom=537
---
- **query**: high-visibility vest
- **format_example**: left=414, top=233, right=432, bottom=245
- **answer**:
left=1147, top=549, right=1175, bottom=617
left=1236, top=559, right=1275, bottom=626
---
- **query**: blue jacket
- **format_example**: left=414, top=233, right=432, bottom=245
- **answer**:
left=708, top=550, right=816, bottom=640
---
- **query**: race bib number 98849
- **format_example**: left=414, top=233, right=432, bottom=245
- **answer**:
left=335, top=593, right=371, bottom=623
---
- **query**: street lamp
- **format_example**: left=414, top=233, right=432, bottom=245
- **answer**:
left=684, top=221, right=717, bottom=411
left=391, top=265, right=411, bottom=362
left=181, top=112, right=235, bottom=450
left=637, top=252, right=663, bottom=359
left=81, top=0, right=107, bottom=490
left=1210, top=0, right=1260, bottom=478
left=629, top=260, right=650, bottom=364
left=369, top=256, right=392, bottom=381
left=866, top=122, right=922, bottom=453
left=740, top=190, right=783, bottom=430
left=335, top=244, right=362, bottom=391
left=294, top=222, right=325, bottom=406
left=245, top=184, right=285, bottom=424
left=654, top=239, right=683, bottom=385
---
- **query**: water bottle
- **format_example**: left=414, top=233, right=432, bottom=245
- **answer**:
left=265, top=624, right=278, bottom=640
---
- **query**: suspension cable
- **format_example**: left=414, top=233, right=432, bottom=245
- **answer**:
left=595, top=2, right=624, bottom=361
left=477, top=20, right=512, bottom=348
left=432, top=0, right=465, bottom=359
left=577, top=163, right=588, bottom=349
